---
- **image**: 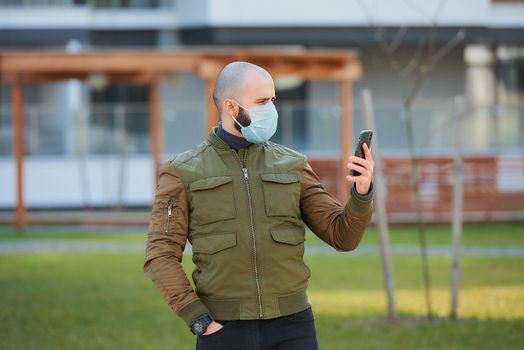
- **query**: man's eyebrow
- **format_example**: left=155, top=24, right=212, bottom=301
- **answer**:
left=256, top=96, right=276, bottom=102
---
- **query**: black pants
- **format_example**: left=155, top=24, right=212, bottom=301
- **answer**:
left=195, top=307, right=318, bottom=350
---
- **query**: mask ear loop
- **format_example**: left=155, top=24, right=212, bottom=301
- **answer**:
left=230, top=100, right=248, bottom=129
left=231, top=114, right=244, bottom=129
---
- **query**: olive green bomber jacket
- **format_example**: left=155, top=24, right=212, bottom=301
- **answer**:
left=143, top=130, right=373, bottom=328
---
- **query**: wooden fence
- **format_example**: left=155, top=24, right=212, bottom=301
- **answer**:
left=309, top=155, right=524, bottom=222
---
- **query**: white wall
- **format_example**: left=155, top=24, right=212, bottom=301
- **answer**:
left=3, top=0, right=523, bottom=31
left=0, top=7, right=178, bottom=30
left=0, top=156, right=155, bottom=208
left=178, top=0, right=524, bottom=28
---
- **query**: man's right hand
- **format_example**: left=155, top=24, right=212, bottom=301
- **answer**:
left=203, top=321, right=224, bottom=335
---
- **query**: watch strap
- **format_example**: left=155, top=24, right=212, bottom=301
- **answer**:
left=190, top=314, right=214, bottom=335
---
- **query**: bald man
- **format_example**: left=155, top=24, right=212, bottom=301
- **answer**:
left=144, top=62, right=375, bottom=350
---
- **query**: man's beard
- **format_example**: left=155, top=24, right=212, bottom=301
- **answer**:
left=233, top=107, right=251, bottom=132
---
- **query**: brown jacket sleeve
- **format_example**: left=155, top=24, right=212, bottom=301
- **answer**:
left=300, top=161, right=373, bottom=251
left=143, top=163, right=210, bottom=327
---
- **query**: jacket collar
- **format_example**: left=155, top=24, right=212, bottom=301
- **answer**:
left=207, top=126, right=264, bottom=152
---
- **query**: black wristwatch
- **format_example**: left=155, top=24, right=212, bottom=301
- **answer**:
left=190, top=314, right=214, bottom=336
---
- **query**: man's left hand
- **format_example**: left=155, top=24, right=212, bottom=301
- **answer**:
left=346, top=143, right=374, bottom=195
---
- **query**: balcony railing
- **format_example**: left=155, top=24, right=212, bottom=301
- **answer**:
left=0, top=100, right=523, bottom=157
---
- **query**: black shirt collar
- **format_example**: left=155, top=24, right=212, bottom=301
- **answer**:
left=216, top=121, right=252, bottom=151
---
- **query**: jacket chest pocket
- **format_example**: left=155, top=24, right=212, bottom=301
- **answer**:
left=260, top=173, right=301, bottom=217
left=191, top=232, right=237, bottom=254
left=189, top=176, right=236, bottom=225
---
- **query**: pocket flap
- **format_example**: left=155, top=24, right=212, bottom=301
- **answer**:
left=192, top=233, right=237, bottom=254
left=260, top=173, right=299, bottom=184
left=190, top=176, right=233, bottom=191
left=270, top=228, right=305, bottom=245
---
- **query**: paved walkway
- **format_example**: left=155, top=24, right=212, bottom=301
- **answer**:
left=1, top=240, right=523, bottom=257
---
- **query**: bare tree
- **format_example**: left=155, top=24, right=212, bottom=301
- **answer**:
left=356, top=0, right=464, bottom=319
left=450, top=96, right=466, bottom=320
left=361, top=88, right=397, bottom=320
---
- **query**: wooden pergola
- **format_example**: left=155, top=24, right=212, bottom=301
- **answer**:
left=0, top=49, right=362, bottom=229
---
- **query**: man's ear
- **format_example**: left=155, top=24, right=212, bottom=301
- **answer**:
left=223, top=99, right=237, bottom=117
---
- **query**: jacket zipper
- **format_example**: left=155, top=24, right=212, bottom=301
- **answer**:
left=232, top=150, right=263, bottom=318
left=164, top=198, right=173, bottom=233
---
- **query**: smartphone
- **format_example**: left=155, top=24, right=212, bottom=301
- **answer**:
left=350, top=130, right=373, bottom=177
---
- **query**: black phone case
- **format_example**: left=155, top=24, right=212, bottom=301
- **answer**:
left=350, top=130, right=373, bottom=176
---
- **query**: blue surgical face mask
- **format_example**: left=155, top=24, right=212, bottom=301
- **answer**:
left=231, top=101, right=279, bottom=144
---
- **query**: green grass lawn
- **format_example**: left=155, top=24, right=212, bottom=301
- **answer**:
left=0, top=222, right=523, bottom=350
left=1, top=222, right=523, bottom=247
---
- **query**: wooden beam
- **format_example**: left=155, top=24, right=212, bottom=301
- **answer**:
left=21, top=73, right=88, bottom=82
left=149, top=77, right=163, bottom=186
left=206, top=49, right=359, bottom=62
left=18, top=72, right=159, bottom=85
left=197, top=59, right=223, bottom=133
left=206, top=78, right=219, bottom=132
left=339, top=79, right=353, bottom=202
left=0, top=52, right=199, bottom=74
left=12, top=77, right=26, bottom=231
left=197, top=57, right=361, bottom=81
left=1, top=50, right=362, bottom=84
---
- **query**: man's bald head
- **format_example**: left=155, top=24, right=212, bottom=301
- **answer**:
left=213, top=61, right=271, bottom=115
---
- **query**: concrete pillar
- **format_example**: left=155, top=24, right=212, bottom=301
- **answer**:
left=496, top=46, right=524, bottom=148
left=464, top=45, right=496, bottom=150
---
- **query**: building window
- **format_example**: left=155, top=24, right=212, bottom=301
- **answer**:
left=90, top=85, right=150, bottom=155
